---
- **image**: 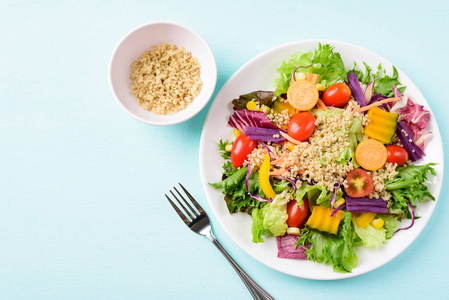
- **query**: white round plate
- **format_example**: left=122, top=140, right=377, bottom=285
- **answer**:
left=199, top=40, right=444, bottom=280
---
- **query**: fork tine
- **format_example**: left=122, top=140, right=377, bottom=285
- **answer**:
left=174, top=186, right=199, bottom=217
left=165, top=194, right=190, bottom=225
left=179, top=183, right=205, bottom=214
left=170, top=190, right=195, bottom=220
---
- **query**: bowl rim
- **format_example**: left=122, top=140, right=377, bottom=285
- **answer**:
left=108, top=21, right=217, bottom=126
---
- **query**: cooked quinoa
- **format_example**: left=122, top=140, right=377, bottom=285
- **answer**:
left=244, top=143, right=283, bottom=172
left=130, top=43, right=202, bottom=115
left=281, top=99, right=370, bottom=191
left=367, top=162, right=398, bottom=203
left=243, top=98, right=399, bottom=198
left=268, top=108, right=293, bottom=128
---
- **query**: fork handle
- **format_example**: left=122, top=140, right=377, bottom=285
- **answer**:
left=206, top=231, right=275, bottom=300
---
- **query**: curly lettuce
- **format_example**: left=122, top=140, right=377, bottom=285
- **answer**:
left=298, top=211, right=358, bottom=273
left=274, top=43, right=347, bottom=96
left=348, top=62, right=406, bottom=97
left=386, top=163, right=436, bottom=217
left=210, top=166, right=267, bottom=214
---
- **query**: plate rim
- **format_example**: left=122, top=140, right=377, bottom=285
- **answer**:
left=199, top=39, right=444, bottom=280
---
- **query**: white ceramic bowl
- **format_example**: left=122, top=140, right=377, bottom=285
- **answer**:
left=109, top=21, right=217, bottom=125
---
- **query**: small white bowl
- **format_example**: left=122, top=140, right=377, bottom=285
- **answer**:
left=109, top=21, right=217, bottom=125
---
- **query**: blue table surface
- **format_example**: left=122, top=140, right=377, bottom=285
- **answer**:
left=1, top=1, right=448, bottom=299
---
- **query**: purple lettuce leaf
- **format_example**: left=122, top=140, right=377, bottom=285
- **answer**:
left=228, top=110, right=280, bottom=132
left=276, top=234, right=308, bottom=259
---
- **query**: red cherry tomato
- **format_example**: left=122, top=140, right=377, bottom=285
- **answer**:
left=287, top=112, right=316, bottom=142
left=231, top=134, right=257, bottom=168
left=386, top=145, right=409, bottom=166
left=345, top=168, right=374, bottom=198
left=286, top=198, right=309, bottom=227
left=322, top=83, right=352, bottom=107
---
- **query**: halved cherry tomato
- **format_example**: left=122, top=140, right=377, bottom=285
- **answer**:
left=386, top=145, right=409, bottom=166
left=345, top=168, right=374, bottom=198
left=231, top=134, right=257, bottom=168
left=287, top=112, right=316, bottom=142
left=286, top=198, right=309, bottom=227
left=322, top=83, right=352, bottom=107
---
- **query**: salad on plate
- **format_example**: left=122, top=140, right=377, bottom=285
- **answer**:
left=210, top=44, right=436, bottom=273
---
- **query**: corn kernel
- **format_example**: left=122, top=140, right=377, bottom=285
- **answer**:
left=371, top=218, right=385, bottom=229
left=316, top=83, right=326, bottom=91
left=261, top=105, right=271, bottom=114
left=334, top=198, right=345, bottom=208
left=295, top=72, right=307, bottom=81
left=287, top=142, right=295, bottom=151
left=233, top=129, right=240, bottom=138
left=225, top=144, right=233, bottom=152
left=287, top=227, right=301, bottom=235
left=246, top=100, right=258, bottom=110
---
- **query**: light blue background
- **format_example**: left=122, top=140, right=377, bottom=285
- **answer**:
left=1, top=1, right=448, bottom=299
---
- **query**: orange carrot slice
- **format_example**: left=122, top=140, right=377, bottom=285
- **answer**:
left=306, top=73, right=320, bottom=84
left=352, top=97, right=400, bottom=113
left=287, top=79, right=319, bottom=111
left=268, top=169, right=287, bottom=176
left=271, top=152, right=290, bottom=165
left=355, top=139, right=388, bottom=171
left=316, top=98, right=328, bottom=110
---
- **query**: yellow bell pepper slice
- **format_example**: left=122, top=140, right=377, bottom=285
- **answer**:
left=259, top=153, right=277, bottom=200
left=306, top=206, right=344, bottom=235
left=355, top=212, right=377, bottom=228
left=364, top=107, right=399, bottom=144
left=272, top=97, right=296, bottom=116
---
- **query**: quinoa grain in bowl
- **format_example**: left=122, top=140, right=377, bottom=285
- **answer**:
left=130, top=43, right=202, bottom=115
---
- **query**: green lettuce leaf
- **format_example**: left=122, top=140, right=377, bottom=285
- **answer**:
left=348, top=63, right=406, bottom=97
left=379, top=214, right=398, bottom=239
left=347, top=62, right=372, bottom=85
left=210, top=166, right=247, bottom=191
left=353, top=221, right=386, bottom=248
left=218, top=139, right=232, bottom=160
left=263, top=190, right=289, bottom=236
left=273, top=180, right=291, bottom=193
left=273, top=43, right=347, bottom=96
left=386, top=163, right=436, bottom=217
left=210, top=166, right=267, bottom=214
left=353, top=214, right=398, bottom=248
left=221, top=161, right=237, bottom=177
left=337, top=118, right=364, bottom=167
left=298, top=211, right=358, bottom=273
left=251, top=207, right=270, bottom=243
left=295, top=182, right=342, bottom=208
left=311, top=108, right=343, bottom=119
left=250, top=190, right=290, bottom=242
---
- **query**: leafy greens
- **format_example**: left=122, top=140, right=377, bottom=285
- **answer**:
left=273, top=43, right=347, bottom=96
left=386, top=163, right=436, bottom=217
left=348, top=63, right=406, bottom=97
left=298, top=211, right=358, bottom=273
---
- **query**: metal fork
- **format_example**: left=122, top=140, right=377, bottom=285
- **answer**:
left=166, top=183, right=275, bottom=300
